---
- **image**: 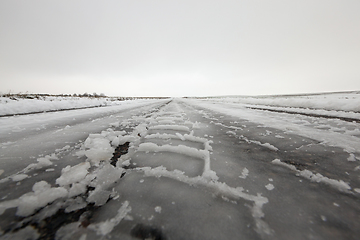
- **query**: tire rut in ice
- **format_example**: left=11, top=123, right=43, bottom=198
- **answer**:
left=130, top=108, right=209, bottom=177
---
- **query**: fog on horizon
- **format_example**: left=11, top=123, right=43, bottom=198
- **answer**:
left=1, top=0, right=359, bottom=97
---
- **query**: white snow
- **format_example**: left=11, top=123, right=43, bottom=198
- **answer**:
left=347, top=153, right=357, bottom=162
left=84, top=136, right=114, bottom=165
left=1, top=94, right=358, bottom=238
left=0, top=95, right=148, bottom=116
left=155, top=206, right=162, bottom=213
left=265, top=184, right=275, bottom=191
left=56, top=162, right=91, bottom=186
left=199, top=92, right=360, bottom=114
left=184, top=97, right=360, bottom=154
left=239, top=168, right=249, bottom=179
left=11, top=174, right=28, bottom=182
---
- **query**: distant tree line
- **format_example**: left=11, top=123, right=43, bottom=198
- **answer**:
left=1, top=92, right=170, bottom=101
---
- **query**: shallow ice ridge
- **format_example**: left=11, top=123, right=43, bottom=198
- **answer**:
left=138, top=141, right=217, bottom=181
left=272, top=159, right=351, bottom=192
left=88, top=201, right=131, bottom=236
left=240, top=136, right=279, bottom=151
left=137, top=166, right=272, bottom=236
left=223, top=124, right=279, bottom=151
left=149, top=124, right=190, bottom=132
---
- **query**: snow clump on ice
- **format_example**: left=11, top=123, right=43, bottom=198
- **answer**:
left=56, top=162, right=91, bottom=186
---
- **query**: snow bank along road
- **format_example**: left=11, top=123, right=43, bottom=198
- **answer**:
left=0, top=98, right=359, bottom=239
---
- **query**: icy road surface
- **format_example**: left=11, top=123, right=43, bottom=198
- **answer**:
left=0, top=99, right=359, bottom=240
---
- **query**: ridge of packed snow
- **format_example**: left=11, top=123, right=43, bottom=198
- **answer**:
left=272, top=159, right=352, bottom=193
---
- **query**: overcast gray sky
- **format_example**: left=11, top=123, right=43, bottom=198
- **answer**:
left=1, top=0, right=359, bottom=97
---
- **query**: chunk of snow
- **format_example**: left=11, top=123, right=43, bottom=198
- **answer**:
left=37, top=157, right=54, bottom=167
left=155, top=206, right=162, bottom=213
left=239, top=168, right=249, bottom=179
left=11, top=174, right=28, bottom=182
left=84, top=137, right=114, bottom=165
left=265, top=184, right=274, bottom=190
left=347, top=153, right=357, bottom=162
left=56, top=162, right=90, bottom=186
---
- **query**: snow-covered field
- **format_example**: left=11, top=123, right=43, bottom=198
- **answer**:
left=0, top=95, right=161, bottom=116
left=0, top=92, right=359, bottom=239
left=196, top=91, right=360, bottom=121
left=186, top=93, right=360, bottom=156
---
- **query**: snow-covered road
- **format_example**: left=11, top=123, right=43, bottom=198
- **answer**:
left=0, top=98, right=359, bottom=239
